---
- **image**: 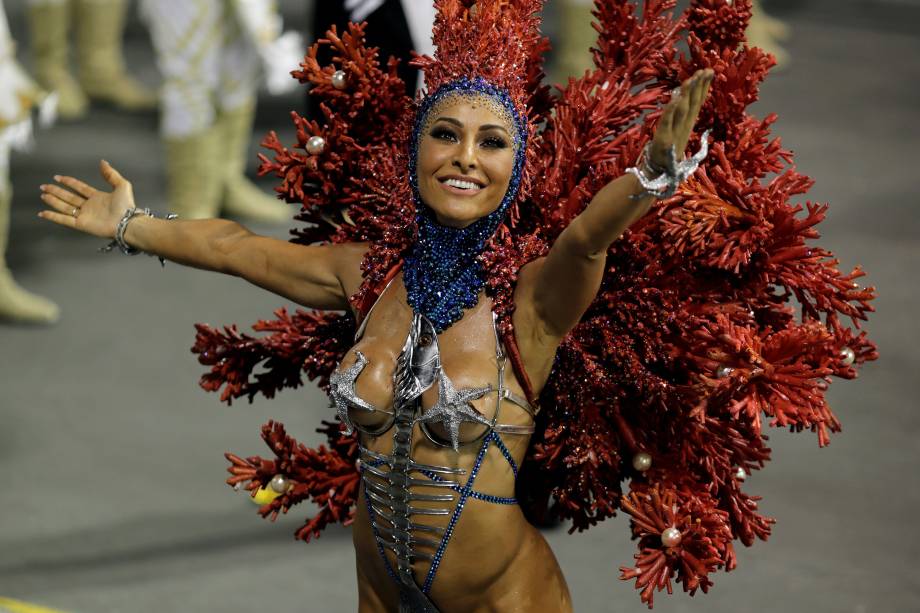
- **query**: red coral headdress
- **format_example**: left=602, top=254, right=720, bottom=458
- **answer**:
left=196, top=0, right=878, bottom=607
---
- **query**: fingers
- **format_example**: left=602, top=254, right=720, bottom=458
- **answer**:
left=37, top=209, right=79, bottom=229
left=39, top=186, right=82, bottom=217
left=672, top=81, right=691, bottom=134
left=54, top=174, right=98, bottom=199
left=671, top=69, right=714, bottom=150
left=688, top=69, right=714, bottom=120
left=99, top=159, right=127, bottom=189
left=40, top=183, right=84, bottom=208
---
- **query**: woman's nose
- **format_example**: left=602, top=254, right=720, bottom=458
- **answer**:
left=452, top=137, right=477, bottom=171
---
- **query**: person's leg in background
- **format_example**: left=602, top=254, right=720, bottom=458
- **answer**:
left=3, top=1, right=59, bottom=322
left=27, top=0, right=88, bottom=119
left=215, top=2, right=290, bottom=222
left=141, top=0, right=222, bottom=219
left=73, top=0, right=157, bottom=110
left=0, top=160, right=60, bottom=324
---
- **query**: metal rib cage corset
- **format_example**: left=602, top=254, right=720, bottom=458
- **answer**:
left=326, top=292, right=537, bottom=611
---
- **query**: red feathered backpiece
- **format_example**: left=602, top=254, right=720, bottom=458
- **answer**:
left=196, top=0, right=878, bottom=606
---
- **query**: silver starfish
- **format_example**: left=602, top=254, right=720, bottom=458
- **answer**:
left=416, top=369, right=492, bottom=452
left=328, top=351, right=376, bottom=435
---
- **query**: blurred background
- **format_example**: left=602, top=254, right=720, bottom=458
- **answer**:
left=0, top=0, right=917, bottom=611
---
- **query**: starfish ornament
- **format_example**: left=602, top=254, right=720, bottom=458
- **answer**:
left=416, top=369, right=492, bottom=452
left=328, top=351, right=376, bottom=435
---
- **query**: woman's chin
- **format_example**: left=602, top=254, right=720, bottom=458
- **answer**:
left=433, top=211, right=478, bottom=229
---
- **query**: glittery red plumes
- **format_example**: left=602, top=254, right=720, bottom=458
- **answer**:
left=191, top=0, right=878, bottom=606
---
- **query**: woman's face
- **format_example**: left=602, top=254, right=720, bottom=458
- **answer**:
left=416, top=95, right=517, bottom=229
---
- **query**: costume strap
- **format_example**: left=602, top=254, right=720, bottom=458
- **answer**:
left=356, top=261, right=404, bottom=325
left=500, top=329, right=538, bottom=410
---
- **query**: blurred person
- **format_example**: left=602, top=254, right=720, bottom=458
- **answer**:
left=27, top=0, right=157, bottom=119
left=139, top=0, right=302, bottom=221
left=0, top=0, right=58, bottom=323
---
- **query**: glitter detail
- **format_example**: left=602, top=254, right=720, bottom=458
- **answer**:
left=415, top=369, right=493, bottom=452
left=404, top=77, right=529, bottom=333
left=327, top=351, right=376, bottom=435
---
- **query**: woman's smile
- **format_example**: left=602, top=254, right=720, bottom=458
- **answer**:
left=437, top=173, right=486, bottom=196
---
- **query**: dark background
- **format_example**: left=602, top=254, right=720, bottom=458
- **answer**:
left=1, top=1, right=917, bottom=611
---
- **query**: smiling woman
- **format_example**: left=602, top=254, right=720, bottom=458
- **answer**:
left=33, top=0, right=878, bottom=611
left=416, top=97, right=516, bottom=229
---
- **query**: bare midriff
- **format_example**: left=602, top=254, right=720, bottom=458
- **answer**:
left=336, top=276, right=572, bottom=612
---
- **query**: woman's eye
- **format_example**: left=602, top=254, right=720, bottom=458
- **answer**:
left=430, top=128, right=457, bottom=142
left=481, top=136, right=508, bottom=149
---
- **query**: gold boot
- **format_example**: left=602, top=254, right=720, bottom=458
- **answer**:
left=0, top=182, right=59, bottom=324
left=164, top=126, right=222, bottom=219
left=28, top=1, right=88, bottom=120
left=217, top=102, right=291, bottom=223
left=74, top=0, right=157, bottom=111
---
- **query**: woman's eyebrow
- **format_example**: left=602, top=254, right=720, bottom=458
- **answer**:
left=432, top=117, right=510, bottom=136
left=480, top=124, right=510, bottom=136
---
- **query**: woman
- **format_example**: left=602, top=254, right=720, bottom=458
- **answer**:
left=38, top=45, right=713, bottom=608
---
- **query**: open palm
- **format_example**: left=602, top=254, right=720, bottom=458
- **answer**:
left=39, top=160, right=137, bottom=239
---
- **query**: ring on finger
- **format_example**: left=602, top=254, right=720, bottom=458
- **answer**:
left=72, top=207, right=78, bottom=217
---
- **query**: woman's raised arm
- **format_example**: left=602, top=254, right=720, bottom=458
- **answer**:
left=518, top=69, right=714, bottom=340
left=39, top=160, right=363, bottom=310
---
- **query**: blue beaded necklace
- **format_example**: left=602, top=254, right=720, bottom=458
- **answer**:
left=404, top=77, right=527, bottom=332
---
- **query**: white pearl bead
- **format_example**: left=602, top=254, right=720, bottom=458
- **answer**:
left=632, top=452, right=652, bottom=472
left=716, top=365, right=734, bottom=378
left=661, top=526, right=682, bottom=548
left=839, top=346, right=855, bottom=366
left=270, top=474, right=289, bottom=493
left=306, top=135, right=326, bottom=155
left=735, top=466, right=747, bottom=481
left=331, top=70, right=347, bottom=90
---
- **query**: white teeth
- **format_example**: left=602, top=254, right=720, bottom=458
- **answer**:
left=443, top=178, right=479, bottom=190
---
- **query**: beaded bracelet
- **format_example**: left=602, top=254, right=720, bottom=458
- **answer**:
left=99, top=207, right=177, bottom=267
left=626, top=129, right=711, bottom=200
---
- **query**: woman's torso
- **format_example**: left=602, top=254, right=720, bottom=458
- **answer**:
left=333, top=273, right=571, bottom=612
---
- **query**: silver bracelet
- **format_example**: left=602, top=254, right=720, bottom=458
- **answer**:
left=99, top=208, right=178, bottom=267
left=626, top=129, right=711, bottom=200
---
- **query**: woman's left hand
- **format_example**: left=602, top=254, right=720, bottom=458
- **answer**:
left=648, top=69, right=715, bottom=169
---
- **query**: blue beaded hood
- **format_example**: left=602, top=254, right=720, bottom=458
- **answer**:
left=403, top=77, right=528, bottom=332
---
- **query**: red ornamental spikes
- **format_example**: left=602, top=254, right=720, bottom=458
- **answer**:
left=198, top=0, right=879, bottom=606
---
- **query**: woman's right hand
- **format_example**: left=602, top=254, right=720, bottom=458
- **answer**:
left=39, top=160, right=137, bottom=238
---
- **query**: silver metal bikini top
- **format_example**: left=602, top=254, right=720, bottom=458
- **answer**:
left=327, top=280, right=537, bottom=450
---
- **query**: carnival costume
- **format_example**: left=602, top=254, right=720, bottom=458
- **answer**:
left=194, top=0, right=878, bottom=607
